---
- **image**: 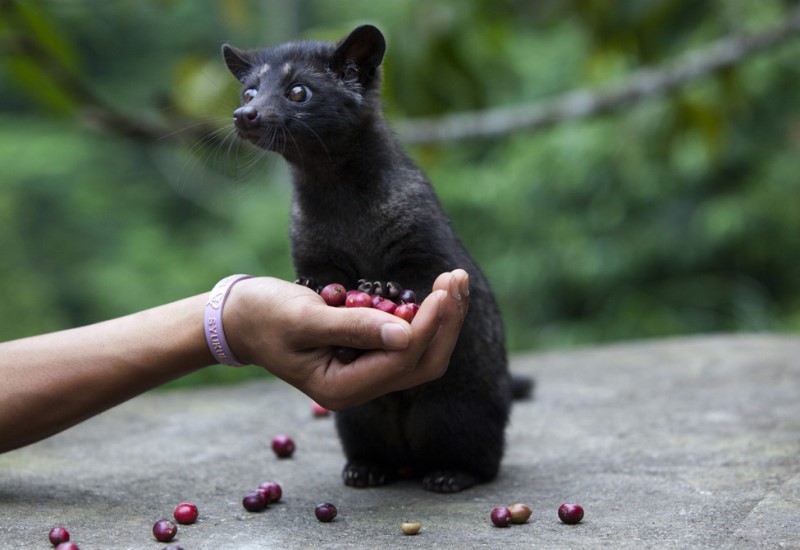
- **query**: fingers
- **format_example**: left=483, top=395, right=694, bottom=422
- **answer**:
left=314, top=271, right=471, bottom=408
left=433, top=269, right=469, bottom=321
left=404, top=271, right=469, bottom=385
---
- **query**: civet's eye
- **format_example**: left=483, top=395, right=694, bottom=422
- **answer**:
left=243, top=89, right=257, bottom=103
left=287, top=85, right=311, bottom=103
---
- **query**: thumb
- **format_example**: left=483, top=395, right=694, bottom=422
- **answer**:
left=306, top=305, right=413, bottom=351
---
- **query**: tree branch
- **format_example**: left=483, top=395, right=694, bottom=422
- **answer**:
left=4, top=2, right=799, bottom=148
left=395, top=7, right=800, bottom=145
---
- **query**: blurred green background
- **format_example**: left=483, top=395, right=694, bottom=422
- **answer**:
left=2, top=0, right=799, bottom=387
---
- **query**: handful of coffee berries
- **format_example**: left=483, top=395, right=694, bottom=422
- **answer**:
left=298, top=278, right=419, bottom=364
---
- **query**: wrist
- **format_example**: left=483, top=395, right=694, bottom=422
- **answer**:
left=220, top=276, right=292, bottom=369
left=218, top=276, right=271, bottom=367
left=204, top=274, right=253, bottom=366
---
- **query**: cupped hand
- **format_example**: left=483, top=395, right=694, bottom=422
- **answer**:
left=224, top=270, right=469, bottom=409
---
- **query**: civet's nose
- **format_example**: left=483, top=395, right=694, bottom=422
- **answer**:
left=233, top=105, right=260, bottom=128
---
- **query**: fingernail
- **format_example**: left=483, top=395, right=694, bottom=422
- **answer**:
left=449, top=274, right=461, bottom=301
left=461, top=272, right=470, bottom=297
left=381, top=323, right=410, bottom=350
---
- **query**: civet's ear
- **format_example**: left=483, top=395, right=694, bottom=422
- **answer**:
left=222, top=44, right=256, bottom=82
left=331, top=25, right=386, bottom=86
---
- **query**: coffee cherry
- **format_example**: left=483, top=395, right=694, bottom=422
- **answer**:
left=320, top=284, right=347, bottom=307
left=400, top=520, right=421, bottom=535
left=242, top=491, right=267, bottom=512
left=346, top=291, right=373, bottom=308
left=394, top=303, right=419, bottom=323
left=48, top=527, right=70, bottom=546
left=55, top=544, right=79, bottom=550
left=163, top=546, right=186, bottom=550
left=372, top=281, right=385, bottom=297
left=374, top=299, right=397, bottom=315
left=315, top=502, right=337, bottom=522
left=173, top=502, right=198, bottom=525
left=258, top=481, right=283, bottom=503
left=507, top=503, right=532, bottom=524
left=398, top=289, right=417, bottom=304
left=558, top=503, right=584, bottom=524
left=255, top=486, right=270, bottom=501
left=490, top=506, right=512, bottom=527
left=271, top=434, right=296, bottom=458
left=152, top=519, right=177, bottom=542
left=311, top=401, right=330, bottom=417
left=333, top=346, right=361, bottom=364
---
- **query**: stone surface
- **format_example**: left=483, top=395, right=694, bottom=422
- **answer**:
left=1, top=334, right=798, bottom=549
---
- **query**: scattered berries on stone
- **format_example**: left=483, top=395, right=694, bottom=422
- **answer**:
left=258, top=481, right=283, bottom=503
left=48, top=527, right=70, bottom=546
left=400, top=520, right=421, bottom=535
left=173, top=502, right=198, bottom=525
left=255, top=486, right=269, bottom=501
left=152, top=519, right=178, bottom=542
left=558, top=503, right=584, bottom=524
left=490, top=506, right=512, bottom=527
left=271, top=434, right=296, bottom=458
left=242, top=491, right=267, bottom=512
left=314, top=502, right=338, bottom=522
left=507, top=503, right=532, bottom=524
left=55, top=544, right=79, bottom=550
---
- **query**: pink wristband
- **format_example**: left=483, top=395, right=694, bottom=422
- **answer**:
left=204, top=274, right=253, bottom=367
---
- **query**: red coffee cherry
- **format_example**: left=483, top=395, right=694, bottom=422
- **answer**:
left=173, top=502, right=198, bottom=525
left=271, top=434, right=296, bottom=458
left=48, top=527, right=70, bottom=546
left=490, top=506, right=512, bottom=527
left=315, top=502, right=337, bottom=522
left=558, top=503, right=584, bottom=524
left=152, top=519, right=177, bottom=542
left=242, top=491, right=267, bottom=512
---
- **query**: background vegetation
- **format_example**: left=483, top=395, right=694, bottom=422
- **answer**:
left=2, top=0, right=799, bottom=386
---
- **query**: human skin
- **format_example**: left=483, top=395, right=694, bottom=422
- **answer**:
left=0, top=270, right=469, bottom=453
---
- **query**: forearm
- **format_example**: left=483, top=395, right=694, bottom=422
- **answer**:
left=0, top=294, right=213, bottom=453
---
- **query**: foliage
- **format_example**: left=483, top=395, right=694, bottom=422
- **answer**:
left=1, top=0, right=799, bottom=386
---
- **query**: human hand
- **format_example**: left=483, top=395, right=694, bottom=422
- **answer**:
left=223, top=270, right=469, bottom=409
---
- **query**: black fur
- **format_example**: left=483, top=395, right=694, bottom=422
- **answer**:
left=223, top=25, right=522, bottom=492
